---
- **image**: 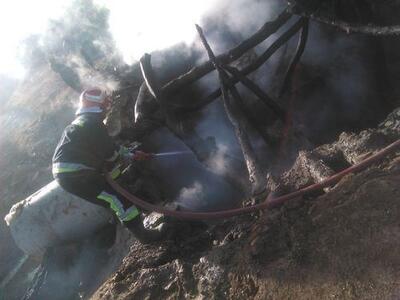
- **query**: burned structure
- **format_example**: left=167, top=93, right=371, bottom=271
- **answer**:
left=105, top=1, right=400, bottom=202
left=3, top=1, right=400, bottom=299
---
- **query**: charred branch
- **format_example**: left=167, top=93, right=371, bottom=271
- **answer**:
left=139, top=54, right=166, bottom=111
left=290, top=5, right=400, bottom=36
left=242, top=17, right=308, bottom=76
left=119, top=83, right=164, bottom=141
left=133, top=82, right=160, bottom=124
left=138, top=54, right=249, bottom=192
left=223, top=65, right=286, bottom=121
left=162, top=10, right=292, bottom=95
left=120, top=13, right=311, bottom=194
left=311, top=16, right=400, bottom=36
left=279, top=18, right=309, bottom=97
left=219, top=67, right=279, bottom=147
left=180, top=17, right=307, bottom=113
left=196, top=24, right=266, bottom=195
left=227, top=87, right=267, bottom=195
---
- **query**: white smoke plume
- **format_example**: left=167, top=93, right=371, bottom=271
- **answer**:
left=176, top=181, right=205, bottom=208
left=207, top=143, right=232, bottom=175
left=95, top=0, right=217, bottom=64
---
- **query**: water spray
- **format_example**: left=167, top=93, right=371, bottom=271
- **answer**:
left=151, top=151, right=192, bottom=158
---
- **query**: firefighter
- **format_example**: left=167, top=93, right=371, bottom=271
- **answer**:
left=52, top=87, right=163, bottom=243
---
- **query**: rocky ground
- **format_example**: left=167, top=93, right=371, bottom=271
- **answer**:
left=1, top=74, right=399, bottom=300
left=0, top=66, right=77, bottom=296
left=91, top=109, right=400, bottom=299
left=1, top=64, right=399, bottom=300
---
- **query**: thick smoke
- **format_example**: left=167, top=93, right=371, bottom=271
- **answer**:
left=10, top=0, right=390, bottom=209
left=136, top=0, right=394, bottom=205
left=15, top=0, right=126, bottom=92
left=176, top=182, right=205, bottom=209
left=96, top=0, right=217, bottom=64
left=21, top=225, right=117, bottom=300
left=290, top=21, right=387, bottom=143
left=4, top=1, right=398, bottom=298
left=143, top=127, right=242, bottom=211
left=116, top=0, right=288, bottom=208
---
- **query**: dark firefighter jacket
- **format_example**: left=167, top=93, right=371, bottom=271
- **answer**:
left=52, top=113, right=119, bottom=175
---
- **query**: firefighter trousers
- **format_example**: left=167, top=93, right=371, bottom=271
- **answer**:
left=54, top=170, right=140, bottom=223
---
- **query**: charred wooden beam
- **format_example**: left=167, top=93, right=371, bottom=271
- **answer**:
left=118, top=82, right=164, bottom=141
left=217, top=69, right=279, bottom=147
left=227, top=87, right=267, bottom=195
left=316, top=18, right=400, bottom=36
left=223, top=65, right=286, bottom=121
left=138, top=54, right=248, bottom=192
left=279, top=18, right=309, bottom=97
left=139, top=54, right=165, bottom=110
left=196, top=24, right=266, bottom=195
left=162, top=10, right=292, bottom=95
left=241, top=17, right=308, bottom=76
left=219, top=67, right=277, bottom=148
left=180, top=17, right=307, bottom=113
left=290, top=6, right=400, bottom=36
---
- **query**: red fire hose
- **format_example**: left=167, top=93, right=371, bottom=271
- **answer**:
left=107, top=139, right=400, bottom=220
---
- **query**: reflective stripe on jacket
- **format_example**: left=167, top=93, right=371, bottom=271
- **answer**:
left=52, top=162, right=95, bottom=175
left=52, top=113, right=119, bottom=173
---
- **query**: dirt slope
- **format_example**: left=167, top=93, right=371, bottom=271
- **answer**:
left=92, top=109, right=400, bottom=300
left=0, top=65, right=77, bottom=285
